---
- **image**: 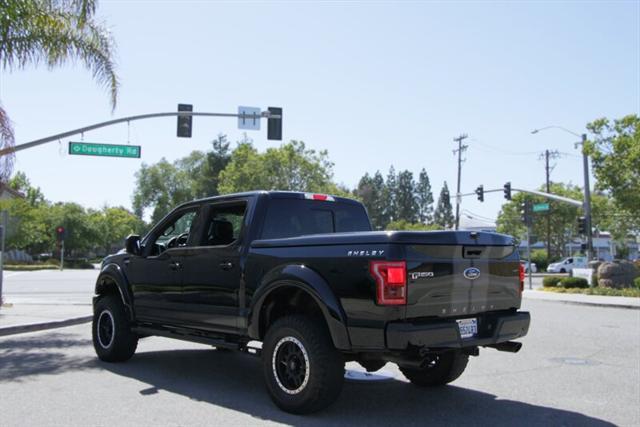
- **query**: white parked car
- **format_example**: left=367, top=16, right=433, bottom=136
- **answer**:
left=520, top=261, right=537, bottom=273
left=546, top=257, right=587, bottom=273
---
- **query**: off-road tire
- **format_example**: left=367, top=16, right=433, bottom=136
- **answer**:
left=400, top=351, right=469, bottom=387
left=262, top=315, right=344, bottom=414
left=92, top=294, right=138, bottom=362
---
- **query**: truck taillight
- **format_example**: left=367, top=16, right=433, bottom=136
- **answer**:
left=304, top=193, right=335, bottom=201
left=519, top=263, right=525, bottom=293
left=369, top=261, right=407, bottom=305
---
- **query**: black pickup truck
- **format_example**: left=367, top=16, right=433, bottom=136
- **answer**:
left=92, top=191, right=530, bottom=414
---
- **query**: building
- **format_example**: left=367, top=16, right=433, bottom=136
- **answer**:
left=0, top=183, right=25, bottom=201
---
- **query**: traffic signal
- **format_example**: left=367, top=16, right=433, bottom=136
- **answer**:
left=503, top=182, right=512, bottom=200
left=177, top=104, right=193, bottom=138
left=267, top=107, right=282, bottom=141
left=475, top=185, right=484, bottom=202
left=520, top=200, right=532, bottom=226
left=56, top=226, right=66, bottom=241
left=577, top=216, right=587, bottom=234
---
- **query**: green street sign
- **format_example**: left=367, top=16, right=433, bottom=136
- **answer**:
left=533, top=203, right=550, bottom=212
left=69, top=142, right=141, bottom=159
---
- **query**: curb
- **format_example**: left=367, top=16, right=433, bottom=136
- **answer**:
left=523, top=294, right=639, bottom=310
left=0, top=315, right=92, bottom=337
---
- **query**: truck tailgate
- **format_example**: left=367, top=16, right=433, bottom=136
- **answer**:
left=404, top=244, right=520, bottom=319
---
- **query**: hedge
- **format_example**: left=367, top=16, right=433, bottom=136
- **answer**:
left=543, top=276, right=562, bottom=287
left=559, top=277, right=589, bottom=289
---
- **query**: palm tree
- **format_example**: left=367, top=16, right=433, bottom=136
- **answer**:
left=0, top=0, right=118, bottom=180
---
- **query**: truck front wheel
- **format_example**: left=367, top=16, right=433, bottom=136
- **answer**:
left=400, top=350, right=469, bottom=387
left=92, top=295, right=138, bottom=362
left=262, top=315, right=344, bottom=414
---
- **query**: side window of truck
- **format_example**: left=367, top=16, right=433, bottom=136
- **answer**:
left=149, top=209, right=199, bottom=255
left=199, top=202, right=247, bottom=246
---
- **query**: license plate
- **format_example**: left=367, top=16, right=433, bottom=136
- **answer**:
left=456, top=318, right=478, bottom=339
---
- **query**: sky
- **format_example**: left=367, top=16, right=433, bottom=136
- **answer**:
left=1, top=0, right=639, bottom=225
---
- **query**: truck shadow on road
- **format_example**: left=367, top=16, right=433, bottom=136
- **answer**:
left=0, top=332, right=96, bottom=382
left=102, top=347, right=614, bottom=426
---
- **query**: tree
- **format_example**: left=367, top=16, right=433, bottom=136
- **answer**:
left=0, top=197, right=51, bottom=253
left=385, top=166, right=398, bottom=222
left=132, top=157, right=197, bottom=223
left=385, top=220, right=440, bottom=231
left=396, top=169, right=418, bottom=222
left=0, top=0, right=119, bottom=180
left=49, top=202, right=98, bottom=256
left=354, top=171, right=390, bottom=230
left=218, top=140, right=342, bottom=195
left=433, top=182, right=454, bottom=229
left=371, top=171, right=389, bottom=229
left=89, top=206, right=144, bottom=255
left=416, top=168, right=434, bottom=224
left=586, top=114, right=640, bottom=225
left=8, top=170, right=45, bottom=205
left=194, top=134, right=231, bottom=197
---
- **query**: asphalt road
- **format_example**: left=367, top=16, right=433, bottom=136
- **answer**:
left=1, top=298, right=638, bottom=426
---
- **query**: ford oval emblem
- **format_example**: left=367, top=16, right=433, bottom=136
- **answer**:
left=463, top=267, right=481, bottom=280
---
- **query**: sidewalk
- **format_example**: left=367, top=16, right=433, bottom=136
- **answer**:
left=0, top=303, right=92, bottom=337
left=523, top=289, right=640, bottom=309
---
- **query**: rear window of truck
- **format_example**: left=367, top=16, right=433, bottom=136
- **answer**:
left=261, top=199, right=372, bottom=239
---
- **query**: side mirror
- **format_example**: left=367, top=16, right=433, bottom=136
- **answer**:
left=125, top=234, right=141, bottom=255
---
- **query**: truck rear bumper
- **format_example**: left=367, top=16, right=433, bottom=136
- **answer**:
left=386, top=311, right=530, bottom=350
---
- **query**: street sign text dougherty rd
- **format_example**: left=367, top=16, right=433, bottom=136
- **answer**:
left=532, top=203, right=550, bottom=212
left=68, top=142, right=141, bottom=158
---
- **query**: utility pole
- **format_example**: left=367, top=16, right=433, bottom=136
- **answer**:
left=539, top=149, right=562, bottom=261
left=531, top=126, right=593, bottom=262
left=453, top=134, right=468, bottom=230
left=579, top=134, right=594, bottom=262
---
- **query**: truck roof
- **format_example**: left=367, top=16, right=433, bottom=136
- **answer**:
left=181, top=190, right=363, bottom=208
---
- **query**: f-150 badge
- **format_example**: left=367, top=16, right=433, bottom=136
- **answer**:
left=410, top=271, right=435, bottom=280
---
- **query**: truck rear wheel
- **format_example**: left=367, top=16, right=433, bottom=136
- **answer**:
left=400, top=350, right=469, bottom=387
left=92, top=295, right=138, bottom=362
left=262, top=315, right=344, bottom=414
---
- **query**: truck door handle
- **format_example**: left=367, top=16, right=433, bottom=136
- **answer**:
left=219, top=261, right=233, bottom=271
left=170, top=261, right=182, bottom=270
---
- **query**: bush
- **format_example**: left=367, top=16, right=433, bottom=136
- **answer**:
left=559, top=277, right=589, bottom=289
left=543, top=287, right=640, bottom=297
left=530, top=249, right=549, bottom=271
left=63, top=259, right=95, bottom=269
left=4, top=264, right=59, bottom=271
left=635, top=277, right=640, bottom=290
left=543, top=276, right=562, bottom=287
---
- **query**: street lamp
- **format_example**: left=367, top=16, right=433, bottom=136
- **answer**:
left=531, top=126, right=593, bottom=262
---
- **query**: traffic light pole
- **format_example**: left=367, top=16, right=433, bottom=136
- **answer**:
left=60, top=240, right=64, bottom=271
left=456, top=187, right=583, bottom=207
left=0, top=110, right=282, bottom=157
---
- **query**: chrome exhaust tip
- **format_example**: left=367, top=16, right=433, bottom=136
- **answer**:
left=486, top=341, right=522, bottom=353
